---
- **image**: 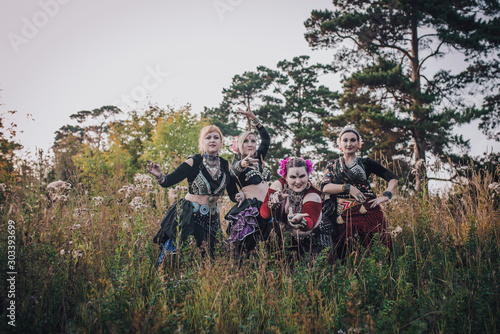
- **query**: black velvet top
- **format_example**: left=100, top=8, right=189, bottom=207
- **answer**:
left=231, top=126, right=271, bottom=188
left=158, top=154, right=238, bottom=202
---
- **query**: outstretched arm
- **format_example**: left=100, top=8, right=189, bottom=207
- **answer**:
left=147, top=158, right=194, bottom=188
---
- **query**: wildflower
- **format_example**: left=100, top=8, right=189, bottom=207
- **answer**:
left=0, top=183, right=6, bottom=192
left=70, top=223, right=82, bottom=231
left=60, top=249, right=65, bottom=256
left=47, top=180, right=72, bottom=192
left=69, top=241, right=73, bottom=245
left=54, top=195, right=68, bottom=204
left=129, top=196, right=147, bottom=210
left=73, top=208, right=88, bottom=219
left=134, top=173, right=152, bottom=185
left=73, top=249, right=83, bottom=258
left=391, top=226, right=403, bottom=237
left=118, top=184, right=136, bottom=198
left=92, top=196, right=104, bottom=206
left=488, top=182, right=500, bottom=194
left=122, top=221, right=130, bottom=229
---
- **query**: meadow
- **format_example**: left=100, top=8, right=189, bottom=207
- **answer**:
left=1, top=162, right=499, bottom=333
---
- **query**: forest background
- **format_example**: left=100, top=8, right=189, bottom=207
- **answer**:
left=1, top=0, right=500, bottom=333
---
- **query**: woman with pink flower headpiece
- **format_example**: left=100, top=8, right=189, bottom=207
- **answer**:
left=321, top=127, right=398, bottom=258
left=225, top=107, right=272, bottom=256
left=260, top=157, right=335, bottom=255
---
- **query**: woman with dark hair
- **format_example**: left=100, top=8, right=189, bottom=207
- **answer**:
left=147, top=125, right=238, bottom=266
left=260, top=157, right=334, bottom=255
left=225, top=108, right=272, bottom=256
left=321, top=127, right=398, bottom=258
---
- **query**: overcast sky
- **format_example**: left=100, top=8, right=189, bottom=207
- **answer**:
left=1, top=0, right=498, bottom=162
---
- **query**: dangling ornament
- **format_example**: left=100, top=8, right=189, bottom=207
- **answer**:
left=208, top=195, right=216, bottom=204
left=337, top=215, right=345, bottom=224
left=359, top=205, right=367, bottom=214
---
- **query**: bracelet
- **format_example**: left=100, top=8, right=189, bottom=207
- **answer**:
left=268, top=193, right=281, bottom=210
left=382, top=191, right=393, bottom=199
left=342, top=183, right=351, bottom=193
left=234, top=161, right=245, bottom=173
left=251, top=117, right=262, bottom=128
left=301, top=217, right=307, bottom=228
left=154, top=173, right=166, bottom=185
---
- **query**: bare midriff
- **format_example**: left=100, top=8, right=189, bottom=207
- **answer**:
left=184, top=194, right=220, bottom=206
left=240, top=181, right=269, bottom=202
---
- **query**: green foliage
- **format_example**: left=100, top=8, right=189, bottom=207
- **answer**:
left=205, top=55, right=339, bottom=163
left=52, top=104, right=207, bottom=184
left=304, top=0, right=500, bottom=191
left=0, top=109, right=23, bottom=184
left=141, top=105, right=208, bottom=172
left=1, top=154, right=499, bottom=333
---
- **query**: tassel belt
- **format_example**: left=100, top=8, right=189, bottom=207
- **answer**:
left=336, top=199, right=368, bottom=224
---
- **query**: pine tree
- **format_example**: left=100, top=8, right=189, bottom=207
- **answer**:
left=305, top=0, right=500, bottom=191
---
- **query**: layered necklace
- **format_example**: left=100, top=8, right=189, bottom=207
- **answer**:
left=203, top=153, right=221, bottom=180
left=286, top=185, right=306, bottom=214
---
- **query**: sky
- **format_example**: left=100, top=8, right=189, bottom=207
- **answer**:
left=1, top=0, right=498, bottom=167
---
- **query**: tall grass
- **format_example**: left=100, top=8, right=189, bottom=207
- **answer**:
left=1, top=163, right=499, bottom=333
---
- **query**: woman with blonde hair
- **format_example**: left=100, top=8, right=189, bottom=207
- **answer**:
left=225, top=108, right=272, bottom=256
left=148, top=125, right=238, bottom=265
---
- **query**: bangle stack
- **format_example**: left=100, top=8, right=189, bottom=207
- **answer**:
left=382, top=191, right=393, bottom=199
left=251, top=117, right=262, bottom=128
left=268, top=193, right=281, bottom=210
left=234, top=161, right=245, bottom=173
left=154, top=173, right=166, bottom=185
left=342, top=183, right=351, bottom=194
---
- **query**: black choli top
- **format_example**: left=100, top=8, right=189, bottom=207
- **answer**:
left=158, top=154, right=238, bottom=202
left=321, top=157, right=398, bottom=199
left=231, top=126, right=271, bottom=188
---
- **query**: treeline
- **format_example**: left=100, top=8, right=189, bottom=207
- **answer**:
left=1, top=0, right=499, bottom=191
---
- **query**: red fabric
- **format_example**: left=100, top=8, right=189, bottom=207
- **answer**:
left=260, top=188, right=276, bottom=220
left=301, top=200, right=321, bottom=231
left=259, top=179, right=323, bottom=232
left=338, top=204, right=392, bottom=249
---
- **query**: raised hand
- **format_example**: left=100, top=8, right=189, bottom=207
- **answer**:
left=241, top=154, right=259, bottom=169
left=236, top=107, right=256, bottom=120
left=147, top=160, right=162, bottom=178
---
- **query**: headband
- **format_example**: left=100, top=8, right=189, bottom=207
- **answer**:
left=336, top=127, right=363, bottom=149
left=278, top=157, right=314, bottom=177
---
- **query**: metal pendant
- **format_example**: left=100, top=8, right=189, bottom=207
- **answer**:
left=208, top=195, right=215, bottom=204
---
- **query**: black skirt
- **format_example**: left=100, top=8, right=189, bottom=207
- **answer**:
left=224, top=197, right=271, bottom=251
left=153, top=199, right=221, bottom=249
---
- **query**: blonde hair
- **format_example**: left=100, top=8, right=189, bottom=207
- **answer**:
left=236, top=131, right=257, bottom=156
left=198, top=125, right=223, bottom=153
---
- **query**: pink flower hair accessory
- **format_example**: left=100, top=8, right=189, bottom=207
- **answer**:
left=231, top=136, right=239, bottom=153
left=278, top=157, right=290, bottom=177
left=302, top=157, right=314, bottom=174
left=278, top=157, right=314, bottom=177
